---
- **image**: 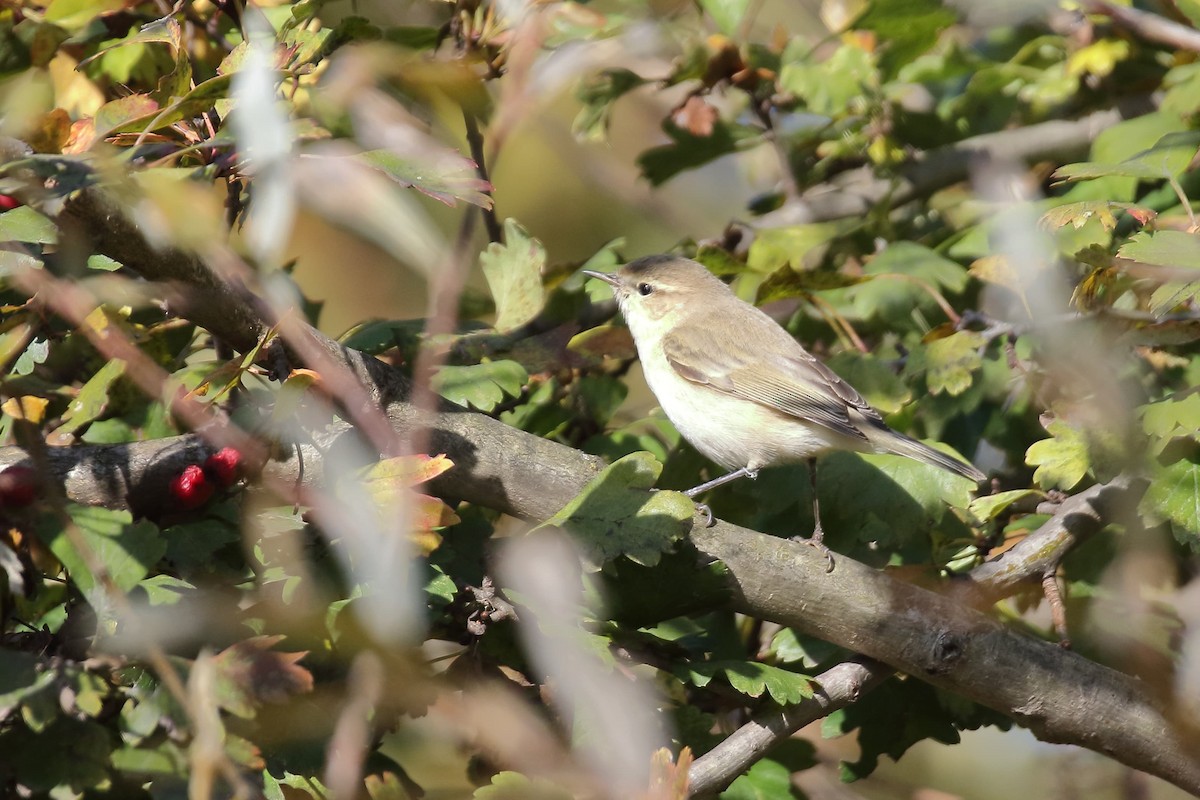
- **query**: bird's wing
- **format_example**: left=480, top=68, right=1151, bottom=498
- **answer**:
left=662, top=327, right=875, bottom=443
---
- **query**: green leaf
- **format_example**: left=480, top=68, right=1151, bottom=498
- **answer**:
left=601, top=549, right=731, bottom=626
left=855, top=0, right=956, bottom=77
left=55, top=358, right=126, bottom=436
left=699, top=0, right=749, bottom=35
left=851, top=243, right=968, bottom=329
left=1141, top=392, right=1200, bottom=455
left=1026, top=420, right=1090, bottom=490
left=356, top=148, right=493, bottom=209
left=922, top=331, right=984, bottom=397
left=431, top=360, right=528, bottom=411
left=480, top=219, right=546, bottom=332
left=638, top=119, right=761, bottom=186
left=779, top=43, right=875, bottom=118
left=1141, top=459, right=1200, bottom=552
left=679, top=660, right=814, bottom=705
left=767, top=628, right=841, bottom=667
left=539, top=452, right=694, bottom=571
left=0, top=716, right=113, bottom=792
left=968, top=489, right=1040, bottom=524
left=745, top=221, right=858, bottom=276
left=573, top=68, right=647, bottom=142
left=0, top=649, right=54, bottom=716
left=721, top=758, right=796, bottom=800
left=0, top=206, right=56, bottom=244
left=474, top=771, right=573, bottom=800
left=38, top=505, right=165, bottom=632
left=1118, top=230, right=1200, bottom=270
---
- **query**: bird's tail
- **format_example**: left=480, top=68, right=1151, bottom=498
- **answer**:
left=867, top=427, right=985, bottom=483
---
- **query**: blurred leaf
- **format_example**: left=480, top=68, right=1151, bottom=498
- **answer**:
left=678, top=660, right=813, bottom=705
left=44, top=0, right=124, bottom=31
left=855, top=0, right=955, bottom=77
left=0, top=205, right=56, bottom=243
left=474, top=772, right=573, bottom=800
left=539, top=452, right=694, bottom=571
left=1141, top=392, right=1200, bottom=455
left=968, top=489, right=1040, bottom=524
left=1040, top=201, right=1135, bottom=232
left=1026, top=420, right=1090, bottom=490
left=481, top=219, right=546, bottom=332
left=574, top=68, right=646, bottom=142
left=431, top=360, right=528, bottom=411
left=1141, top=459, right=1200, bottom=552
left=0, top=649, right=54, bottom=716
left=0, top=716, right=113, bottom=792
left=700, top=0, right=749, bottom=35
left=1055, top=131, right=1200, bottom=184
left=211, top=636, right=313, bottom=718
left=639, top=119, right=761, bottom=186
left=921, top=330, right=984, bottom=396
left=357, top=147, right=493, bottom=209
left=779, top=42, right=875, bottom=117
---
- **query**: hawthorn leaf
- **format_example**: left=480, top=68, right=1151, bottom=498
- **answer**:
left=1118, top=230, right=1200, bottom=270
left=480, top=219, right=546, bottom=332
left=922, top=330, right=984, bottom=396
left=677, top=660, right=814, bottom=705
left=357, top=148, right=493, bottom=209
left=0, top=206, right=57, bottom=244
left=1141, top=459, right=1200, bottom=552
left=968, top=489, right=1041, bottom=524
left=539, top=452, right=694, bottom=571
left=1026, top=420, right=1090, bottom=490
left=431, top=360, right=528, bottom=411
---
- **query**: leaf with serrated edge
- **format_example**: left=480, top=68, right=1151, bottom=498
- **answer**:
left=539, top=452, right=694, bottom=571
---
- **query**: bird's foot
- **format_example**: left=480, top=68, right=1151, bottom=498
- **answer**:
left=695, top=502, right=715, bottom=527
left=791, top=524, right=834, bottom=572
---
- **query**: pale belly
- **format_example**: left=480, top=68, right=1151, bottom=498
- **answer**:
left=639, top=356, right=864, bottom=472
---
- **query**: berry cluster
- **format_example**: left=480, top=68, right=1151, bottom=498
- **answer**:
left=168, top=447, right=243, bottom=510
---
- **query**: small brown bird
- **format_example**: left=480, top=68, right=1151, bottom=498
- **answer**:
left=584, top=255, right=984, bottom=562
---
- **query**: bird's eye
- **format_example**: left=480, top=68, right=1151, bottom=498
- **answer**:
left=637, top=283, right=654, bottom=296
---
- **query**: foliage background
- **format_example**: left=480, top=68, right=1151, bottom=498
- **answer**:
left=1, top=0, right=1199, bottom=798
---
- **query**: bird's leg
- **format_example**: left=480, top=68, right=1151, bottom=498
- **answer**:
left=684, top=466, right=758, bottom=527
left=791, top=458, right=834, bottom=572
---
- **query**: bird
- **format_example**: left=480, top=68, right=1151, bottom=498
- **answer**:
left=583, top=255, right=984, bottom=567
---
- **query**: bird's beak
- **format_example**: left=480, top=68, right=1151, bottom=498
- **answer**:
left=582, top=269, right=621, bottom=288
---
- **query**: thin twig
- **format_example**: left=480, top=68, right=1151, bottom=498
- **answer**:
left=463, top=110, right=502, bottom=244
left=1085, top=0, right=1200, bottom=52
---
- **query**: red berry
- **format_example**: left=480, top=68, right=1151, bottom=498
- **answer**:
left=170, top=464, right=214, bottom=510
left=0, top=465, right=38, bottom=508
left=0, top=195, right=19, bottom=212
left=203, top=447, right=242, bottom=488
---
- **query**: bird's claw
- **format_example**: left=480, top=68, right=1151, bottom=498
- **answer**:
left=696, top=502, right=715, bottom=527
left=791, top=527, right=834, bottom=572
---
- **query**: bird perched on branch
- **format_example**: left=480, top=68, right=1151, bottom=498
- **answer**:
left=584, top=255, right=984, bottom=568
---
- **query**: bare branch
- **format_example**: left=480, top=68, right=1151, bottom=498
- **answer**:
left=687, top=658, right=889, bottom=798
left=1086, top=1, right=1200, bottom=53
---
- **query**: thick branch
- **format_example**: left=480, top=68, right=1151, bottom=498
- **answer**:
left=687, top=475, right=1141, bottom=796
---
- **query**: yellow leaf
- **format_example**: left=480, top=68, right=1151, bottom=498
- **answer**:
left=1, top=395, right=49, bottom=423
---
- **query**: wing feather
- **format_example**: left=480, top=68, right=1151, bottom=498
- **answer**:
left=662, top=329, right=872, bottom=443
